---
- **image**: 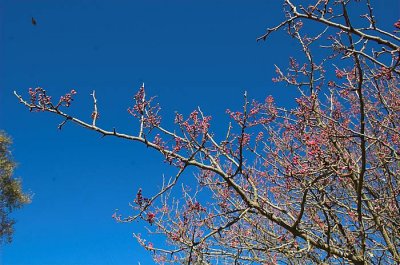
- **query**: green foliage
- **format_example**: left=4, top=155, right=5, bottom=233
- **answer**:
left=0, top=131, right=30, bottom=244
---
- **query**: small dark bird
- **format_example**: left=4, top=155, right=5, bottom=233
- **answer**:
left=31, top=17, right=37, bottom=26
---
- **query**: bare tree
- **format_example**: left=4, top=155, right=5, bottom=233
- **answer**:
left=15, top=0, right=400, bottom=264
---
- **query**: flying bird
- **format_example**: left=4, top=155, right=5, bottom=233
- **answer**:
left=31, top=17, right=37, bottom=26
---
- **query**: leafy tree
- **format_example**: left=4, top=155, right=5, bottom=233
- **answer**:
left=0, top=132, right=30, bottom=244
left=14, top=0, right=400, bottom=264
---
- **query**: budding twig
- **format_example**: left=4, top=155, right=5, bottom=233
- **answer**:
left=91, top=90, right=98, bottom=127
left=139, top=83, right=145, bottom=138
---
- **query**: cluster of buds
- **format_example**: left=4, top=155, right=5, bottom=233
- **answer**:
left=25, top=87, right=76, bottom=111
left=187, top=201, right=206, bottom=213
left=134, top=188, right=150, bottom=208
left=175, top=110, right=212, bottom=137
left=128, top=85, right=161, bottom=128
left=28, top=87, right=52, bottom=110
left=146, top=212, right=156, bottom=224
left=374, top=67, right=393, bottom=80
left=56, top=89, right=77, bottom=108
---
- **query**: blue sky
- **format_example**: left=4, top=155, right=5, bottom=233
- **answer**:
left=0, top=0, right=398, bottom=264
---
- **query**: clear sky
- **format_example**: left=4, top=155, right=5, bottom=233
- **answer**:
left=0, top=0, right=398, bottom=264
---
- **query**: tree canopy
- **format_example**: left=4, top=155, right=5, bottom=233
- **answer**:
left=0, top=132, right=30, bottom=244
